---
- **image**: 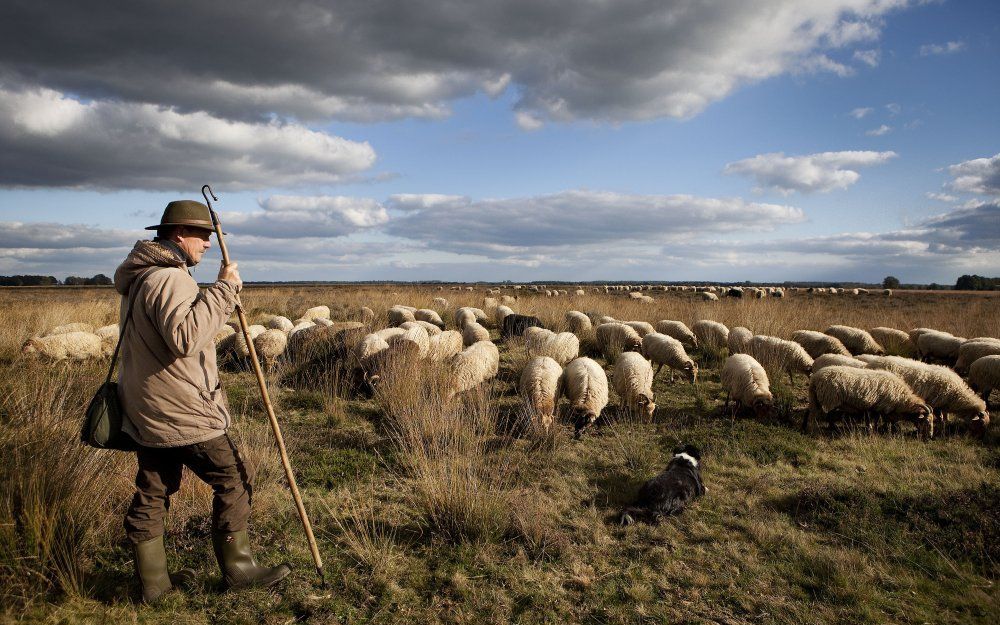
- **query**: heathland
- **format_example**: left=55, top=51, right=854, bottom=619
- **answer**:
left=1, top=285, right=998, bottom=625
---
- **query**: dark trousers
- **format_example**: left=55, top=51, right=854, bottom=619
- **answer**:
left=124, top=433, right=253, bottom=543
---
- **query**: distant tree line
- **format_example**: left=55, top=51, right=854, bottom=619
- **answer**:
left=955, top=274, right=1000, bottom=291
left=0, top=274, right=112, bottom=286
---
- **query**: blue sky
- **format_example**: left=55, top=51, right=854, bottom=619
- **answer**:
left=0, top=0, right=997, bottom=284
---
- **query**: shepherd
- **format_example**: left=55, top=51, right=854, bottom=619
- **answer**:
left=113, top=200, right=291, bottom=603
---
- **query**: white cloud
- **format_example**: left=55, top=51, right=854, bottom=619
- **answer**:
left=723, top=150, right=897, bottom=194
left=385, top=190, right=804, bottom=258
left=919, top=40, right=966, bottom=56
left=515, top=111, right=544, bottom=131
left=885, top=102, right=901, bottom=115
left=0, top=86, right=376, bottom=190
left=219, top=196, right=389, bottom=238
left=946, top=153, right=1000, bottom=196
left=850, top=106, right=874, bottom=119
left=926, top=192, right=957, bottom=202
left=853, top=49, right=881, bottom=67
left=866, top=124, right=892, bottom=136
left=0, top=1, right=917, bottom=126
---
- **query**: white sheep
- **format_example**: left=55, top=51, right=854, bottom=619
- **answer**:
left=387, top=323, right=430, bottom=359
left=623, top=321, right=655, bottom=338
left=501, top=295, right=517, bottom=305
left=462, top=321, right=491, bottom=346
left=446, top=340, right=500, bottom=400
left=266, top=315, right=294, bottom=332
left=388, top=306, right=417, bottom=327
left=597, top=315, right=618, bottom=326
left=233, top=325, right=267, bottom=357
left=701, top=292, right=719, bottom=302
left=916, top=330, right=966, bottom=364
left=400, top=320, right=442, bottom=336
left=359, top=306, right=375, bottom=324
left=555, top=357, right=609, bottom=438
left=493, top=305, right=515, bottom=327
left=482, top=297, right=498, bottom=311
left=968, top=355, right=1000, bottom=404
left=22, top=331, right=104, bottom=361
left=727, top=326, right=753, bottom=355
left=655, top=320, right=698, bottom=348
left=954, top=338, right=1000, bottom=374
left=595, top=322, right=643, bottom=361
left=95, top=324, right=119, bottom=342
left=301, top=305, right=330, bottom=321
left=612, top=351, right=656, bottom=419
left=432, top=297, right=449, bottom=308
left=288, top=320, right=316, bottom=338
left=45, top=322, right=96, bottom=336
left=747, top=335, right=814, bottom=383
left=518, top=356, right=563, bottom=432
left=565, top=311, right=592, bottom=335
left=825, top=325, right=885, bottom=356
left=428, top=330, right=464, bottom=362
left=527, top=330, right=580, bottom=366
left=791, top=330, right=852, bottom=358
left=869, top=327, right=916, bottom=357
left=721, top=354, right=773, bottom=418
left=863, top=355, right=988, bottom=435
left=813, top=353, right=869, bottom=372
left=692, top=320, right=729, bottom=350
left=641, top=333, right=697, bottom=383
left=805, top=366, right=933, bottom=437
left=414, top=309, right=446, bottom=329
left=454, top=307, right=487, bottom=330
left=253, top=328, right=288, bottom=365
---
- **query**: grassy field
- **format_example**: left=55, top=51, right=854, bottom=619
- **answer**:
left=1, top=285, right=997, bottom=624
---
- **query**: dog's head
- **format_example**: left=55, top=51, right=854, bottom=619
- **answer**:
left=671, top=444, right=702, bottom=468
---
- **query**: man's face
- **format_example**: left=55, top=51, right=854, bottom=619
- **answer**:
left=174, top=227, right=212, bottom=265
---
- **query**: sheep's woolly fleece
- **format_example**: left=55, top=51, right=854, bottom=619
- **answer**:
left=721, top=353, right=772, bottom=407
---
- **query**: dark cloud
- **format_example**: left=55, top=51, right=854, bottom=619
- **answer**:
left=0, top=0, right=909, bottom=125
left=0, top=86, right=375, bottom=190
left=946, top=153, right=1000, bottom=196
left=0, top=221, right=140, bottom=248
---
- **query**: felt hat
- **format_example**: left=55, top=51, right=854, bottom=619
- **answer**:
left=145, top=200, right=222, bottom=233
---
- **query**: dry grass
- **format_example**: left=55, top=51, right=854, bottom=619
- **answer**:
left=1, top=284, right=998, bottom=624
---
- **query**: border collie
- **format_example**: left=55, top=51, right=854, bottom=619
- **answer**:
left=619, top=445, right=705, bottom=525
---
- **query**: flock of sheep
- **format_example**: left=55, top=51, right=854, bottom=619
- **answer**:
left=21, top=289, right=996, bottom=440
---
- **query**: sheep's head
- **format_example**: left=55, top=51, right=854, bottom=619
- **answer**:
left=627, top=338, right=642, bottom=353
left=970, top=410, right=990, bottom=437
left=752, top=397, right=773, bottom=419
left=684, top=361, right=698, bottom=384
left=21, top=337, right=41, bottom=356
left=571, top=408, right=598, bottom=439
left=637, top=394, right=656, bottom=419
left=803, top=363, right=813, bottom=376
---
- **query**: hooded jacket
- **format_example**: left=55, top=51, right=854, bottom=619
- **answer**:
left=114, top=240, right=240, bottom=447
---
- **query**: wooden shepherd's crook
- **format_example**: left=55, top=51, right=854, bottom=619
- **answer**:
left=202, top=184, right=324, bottom=587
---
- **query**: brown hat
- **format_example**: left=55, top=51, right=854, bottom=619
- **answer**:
left=145, top=200, right=223, bottom=233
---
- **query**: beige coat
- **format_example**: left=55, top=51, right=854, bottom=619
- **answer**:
left=114, top=240, right=240, bottom=448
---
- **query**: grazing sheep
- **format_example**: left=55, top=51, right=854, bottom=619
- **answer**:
left=501, top=314, right=544, bottom=339
left=388, top=306, right=417, bottom=327
left=701, top=292, right=719, bottom=301
left=387, top=324, right=431, bottom=359
left=501, top=295, right=517, bottom=305
left=233, top=325, right=267, bottom=357
left=446, top=341, right=500, bottom=400
left=454, top=307, right=477, bottom=330
left=726, top=288, right=743, bottom=298
left=482, top=297, right=498, bottom=311
left=265, top=315, right=294, bottom=332
left=428, top=330, right=463, bottom=362
left=805, top=366, right=933, bottom=437
left=955, top=339, right=1000, bottom=374
left=727, top=326, right=753, bottom=355
left=597, top=315, right=618, bottom=326
left=883, top=289, right=892, bottom=296
left=432, top=297, right=449, bottom=308
left=45, top=322, right=95, bottom=336
left=623, top=321, right=656, bottom=338
left=908, top=327, right=941, bottom=346
left=527, top=331, right=580, bottom=366
left=747, top=335, right=814, bottom=383
left=462, top=321, right=491, bottom=346
left=556, top=357, right=609, bottom=438
left=565, top=311, right=593, bottom=335
left=655, top=320, right=698, bottom=348
left=968, top=355, right=1000, bottom=404
left=612, top=352, right=656, bottom=419
left=791, top=330, right=852, bottom=358
left=95, top=324, right=119, bottom=342
left=518, top=356, right=563, bottom=431
left=595, top=322, right=643, bottom=361
left=215, top=325, right=237, bottom=352
left=642, top=333, right=697, bottom=383
left=721, top=354, right=773, bottom=418
left=692, top=320, right=729, bottom=350
left=863, top=356, right=989, bottom=435
left=400, top=320, right=442, bottom=336
left=813, top=353, right=869, bottom=372
left=869, top=327, right=916, bottom=357
left=413, top=309, right=446, bottom=329
left=494, top=305, right=515, bottom=327
left=22, top=332, right=104, bottom=361
left=355, top=332, right=391, bottom=373
left=825, top=325, right=885, bottom=355
left=302, top=305, right=331, bottom=321
left=358, top=306, right=375, bottom=324
left=253, top=328, right=288, bottom=365
left=313, top=318, right=334, bottom=327
left=288, top=320, right=316, bottom=338
left=916, top=331, right=966, bottom=364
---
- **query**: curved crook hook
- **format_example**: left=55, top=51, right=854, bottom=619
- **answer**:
left=201, top=184, right=217, bottom=207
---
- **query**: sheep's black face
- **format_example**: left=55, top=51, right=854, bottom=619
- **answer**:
left=752, top=399, right=772, bottom=419
left=971, top=411, right=990, bottom=436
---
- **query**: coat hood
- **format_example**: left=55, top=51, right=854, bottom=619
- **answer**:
left=114, top=240, right=187, bottom=295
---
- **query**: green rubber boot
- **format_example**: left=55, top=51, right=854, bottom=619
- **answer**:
left=212, top=530, right=291, bottom=590
left=133, top=535, right=196, bottom=603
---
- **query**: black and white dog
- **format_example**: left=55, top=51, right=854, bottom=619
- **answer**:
left=619, top=445, right=706, bottom=525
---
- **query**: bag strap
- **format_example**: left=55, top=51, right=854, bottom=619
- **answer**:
left=104, top=267, right=159, bottom=384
